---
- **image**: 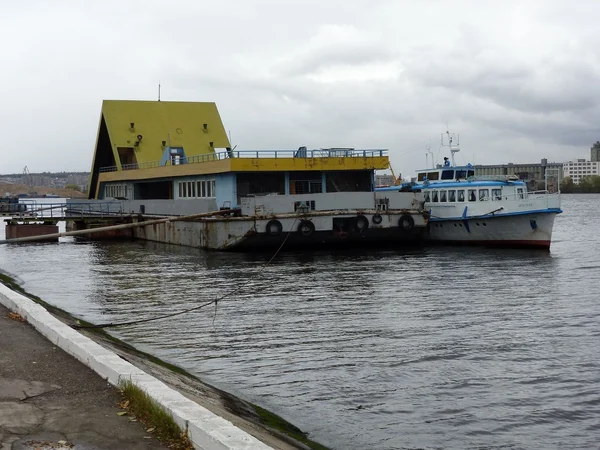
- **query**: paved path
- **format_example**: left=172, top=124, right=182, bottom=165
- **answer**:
left=0, top=304, right=167, bottom=450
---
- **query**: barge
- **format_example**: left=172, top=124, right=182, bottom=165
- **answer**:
left=72, top=100, right=427, bottom=251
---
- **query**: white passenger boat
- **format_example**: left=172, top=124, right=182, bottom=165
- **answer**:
left=378, top=133, right=562, bottom=249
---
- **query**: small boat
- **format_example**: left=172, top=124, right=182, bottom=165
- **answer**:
left=378, top=132, right=562, bottom=249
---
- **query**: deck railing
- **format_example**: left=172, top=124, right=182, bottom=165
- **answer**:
left=98, top=149, right=388, bottom=173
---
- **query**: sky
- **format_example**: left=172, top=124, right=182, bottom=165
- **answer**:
left=1, top=0, right=599, bottom=177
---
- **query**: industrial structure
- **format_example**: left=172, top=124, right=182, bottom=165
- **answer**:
left=473, top=159, right=563, bottom=193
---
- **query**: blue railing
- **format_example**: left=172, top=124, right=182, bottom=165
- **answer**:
left=98, top=148, right=388, bottom=172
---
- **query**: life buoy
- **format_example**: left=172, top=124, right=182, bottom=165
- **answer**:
left=372, top=213, right=383, bottom=225
left=298, top=220, right=315, bottom=237
left=265, top=219, right=283, bottom=236
left=398, top=214, right=415, bottom=231
left=355, top=215, right=369, bottom=231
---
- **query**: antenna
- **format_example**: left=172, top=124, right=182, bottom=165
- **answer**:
left=425, top=145, right=433, bottom=168
left=441, top=127, right=460, bottom=166
left=158, top=81, right=161, bottom=101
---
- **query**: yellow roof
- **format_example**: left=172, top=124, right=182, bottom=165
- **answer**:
left=88, top=100, right=230, bottom=197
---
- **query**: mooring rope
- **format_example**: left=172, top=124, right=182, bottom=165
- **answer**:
left=72, top=216, right=300, bottom=330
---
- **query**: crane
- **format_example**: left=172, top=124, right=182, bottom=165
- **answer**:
left=22, top=166, right=35, bottom=195
left=389, top=161, right=401, bottom=186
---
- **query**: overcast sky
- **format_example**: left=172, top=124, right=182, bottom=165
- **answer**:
left=1, top=0, right=599, bottom=176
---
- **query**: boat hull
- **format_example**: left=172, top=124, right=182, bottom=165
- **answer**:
left=426, top=212, right=557, bottom=249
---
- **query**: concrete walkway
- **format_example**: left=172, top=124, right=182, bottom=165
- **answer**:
left=0, top=304, right=167, bottom=450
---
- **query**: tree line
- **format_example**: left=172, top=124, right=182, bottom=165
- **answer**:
left=560, top=176, right=600, bottom=193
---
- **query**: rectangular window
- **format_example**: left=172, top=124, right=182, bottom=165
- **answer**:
left=468, top=189, right=477, bottom=201
left=200, top=181, right=205, bottom=197
left=479, top=189, right=489, bottom=201
left=191, top=181, right=196, bottom=197
left=517, top=188, right=524, bottom=199
left=492, top=188, right=501, bottom=200
left=457, top=190, right=465, bottom=202
left=440, top=190, right=447, bottom=202
left=211, top=180, right=216, bottom=197
left=206, top=180, right=212, bottom=197
left=432, top=191, right=439, bottom=202
left=441, top=170, right=454, bottom=180
left=425, top=192, right=431, bottom=202
left=448, top=190, right=456, bottom=202
left=455, top=170, right=466, bottom=179
left=178, top=182, right=183, bottom=198
left=427, top=172, right=439, bottom=181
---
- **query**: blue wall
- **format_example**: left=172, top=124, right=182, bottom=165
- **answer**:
left=215, top=173, right=237, bottom=208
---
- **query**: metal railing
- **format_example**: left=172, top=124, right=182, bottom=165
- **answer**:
left=98, top=149, right=388, bottom=173
left=8, top=202, right=125, bottom=220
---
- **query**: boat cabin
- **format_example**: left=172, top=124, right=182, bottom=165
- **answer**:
left=416, top=165, right=475, bottom=182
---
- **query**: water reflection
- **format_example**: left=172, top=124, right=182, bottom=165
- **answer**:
left=1, top=195, right=599, bottom=449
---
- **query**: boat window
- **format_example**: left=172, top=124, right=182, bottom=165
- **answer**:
left=479, top=189, right=489, bottom=201
left=468, top=189, right=477, bottom=202
left=432, top=191, right=439, bottom=202
left=417, top=172, right=426, bottom=181
left=492, top=188, right=501, bottom=200
left=424, top=192, right=431, bottom=202
left=455, top=170, right=466, bottom=179
left=448, top=190, right=456, bottom=202
left=467, top=170, right=475, bottom=178
left=441, top=170, right=454, bottom=180
left=457, top=190, right=465, bottom=202
left=427, top=172, right=440, bottom=181
left=517, top=188, right=524, bottom=199
left=440, top=190, right=447, bottom=202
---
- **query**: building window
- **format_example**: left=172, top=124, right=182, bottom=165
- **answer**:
left=178, top=179, right=216, bottom=198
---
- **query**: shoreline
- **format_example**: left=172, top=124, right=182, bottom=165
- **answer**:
left=0, top=271, right=329, bottom=450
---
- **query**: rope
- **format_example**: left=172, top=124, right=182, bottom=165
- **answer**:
left=72, top=216, right=299, bottom=330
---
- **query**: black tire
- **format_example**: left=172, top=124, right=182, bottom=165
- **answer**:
left=265, top=219, right=283, bottom=236
left=398, top=214, right=415, bottom=231
left=298, top=220, right=315, bottom=237
left=372, top=213, right=383, bottom=225
left=356, top=215, right=369, bottom=231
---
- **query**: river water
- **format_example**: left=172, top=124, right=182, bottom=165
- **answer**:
left=1, top=194, right=598, bottom=449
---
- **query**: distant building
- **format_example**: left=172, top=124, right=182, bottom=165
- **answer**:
left=563, top=159, right=600, bottom=184
left=473, top=159, right=563, bottom=192
left=591, top=142, right=600, bottom=162
left=375, top=174, right=396, bottom=186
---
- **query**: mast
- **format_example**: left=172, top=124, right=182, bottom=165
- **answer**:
left=441, top=129, right=460, bottom=166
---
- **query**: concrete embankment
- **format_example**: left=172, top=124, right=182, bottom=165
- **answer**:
left=0, top=277, right=324, bottom=450
left=0, top=302, right=168, bottom=449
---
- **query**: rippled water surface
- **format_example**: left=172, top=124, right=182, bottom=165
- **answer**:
left=1, top=195, right=599, bottom=449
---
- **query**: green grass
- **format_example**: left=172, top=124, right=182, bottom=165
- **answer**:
left=119, top=379, right=193, bottom=450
